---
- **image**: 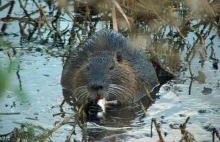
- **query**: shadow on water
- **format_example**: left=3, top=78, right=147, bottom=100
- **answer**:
left=0, top=0, right=220, bottom=141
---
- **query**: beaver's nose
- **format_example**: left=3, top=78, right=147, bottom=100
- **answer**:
left=90, top=84, right=104, bottom=91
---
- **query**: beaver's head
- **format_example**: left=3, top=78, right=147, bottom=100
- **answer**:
left=72, top=51, right=138, bottom=104
left=61, top=30, right=159, bottom=105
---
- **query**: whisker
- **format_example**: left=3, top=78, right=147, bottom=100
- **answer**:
left=72, top=84, right=135, bottom=104
left=73, top=86, right=90, bottom=103
left=109, top=84, right=134, bottom=103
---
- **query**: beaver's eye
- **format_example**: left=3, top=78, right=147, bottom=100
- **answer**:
left=116, top=52, right=123, bottom=63
left=109, top=65, right=114, bottom=70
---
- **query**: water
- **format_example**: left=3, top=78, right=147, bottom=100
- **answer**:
left=0, top=0, right=220, bottom=141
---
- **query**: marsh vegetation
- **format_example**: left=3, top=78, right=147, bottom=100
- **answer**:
left=0, top=0, right=220, bottom=141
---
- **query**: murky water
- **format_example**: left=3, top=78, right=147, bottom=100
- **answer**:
left=0, top=0, right=220, bottom=142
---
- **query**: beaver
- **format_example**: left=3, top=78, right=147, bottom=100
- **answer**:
left=61, top=30, right=159, bottom=107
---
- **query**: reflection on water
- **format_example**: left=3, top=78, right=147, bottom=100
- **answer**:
left=0, top=0, right=220, bottom=141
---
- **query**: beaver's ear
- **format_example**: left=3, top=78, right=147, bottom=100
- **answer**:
left=116, top=52, right=123, bottom=63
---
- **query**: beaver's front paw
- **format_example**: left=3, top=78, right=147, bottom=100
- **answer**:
left=87, top=103, right=103, bottom=115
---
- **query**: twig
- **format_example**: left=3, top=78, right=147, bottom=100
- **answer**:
left=0, top=112, right=21, bottom=115
left=111, top=0, right=131, bottom=30
left=32, top=0, right=40, bottom=10
left=39, top=5, right=62, bottom=41
left=0, top=1, right=15, bottom=32
left=150, top=118, right=153, bottom=137
left=64, top=7, right=85, bottom=30
left=16, top=64, right=22, bottom=91
left=201, top=0, right=216, bottom=19
left=0, top=17, right=37, bottom=23
left=140, top=0, right=168, bottom=25
left=187, top=45, right=196, bottom=79
left=169, top=8, right=185, bottom=39
left=180, top=117, right=190, bottom=134
left=213, top=128, right=220, bottom=142
left=60, top=99, right=66, bottom=107
left=18, top=0, right=37, bottom=24
left=39, top=5, right=53, bottom=31
left=143, top=82, right=153, bottom=101
left=112, top=1, right=118, bottom=31
left=86, top=0, right=95, bottom=31
left=25, top=117, right=38, bottom=120
left=194, top=32, right=206, bottom=61
left=151, top=118, right=165, bottom=142
left=34, top=105, right=84, bottom=141
left=23, top=6, right=46, bottom=18
left=19, top=23, right=28, bottom=39
left=6, top=1, right=14, bottom=18
left=66, top=114, right=79, bottom=141
left=140, top=102, right=147, bottom=117
left=188, top=79, right=193, bottom=95
left=53, top=112, right=66, bottom=117
left=52, top=7, right=61, bottom=30
left=170, top=117, right=196, bottom=141
left=0, top=1, right=14, bottom=11
left=188, top=61, right=194, bottom=79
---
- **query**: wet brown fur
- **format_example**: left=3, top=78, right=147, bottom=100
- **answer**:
left=61, top=30, right=159, bottom=104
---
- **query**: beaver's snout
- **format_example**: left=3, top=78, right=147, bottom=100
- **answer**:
left=87, top=56, right=112, bottom=98
left=88, top=79, right=108, bottom=97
